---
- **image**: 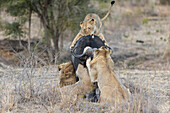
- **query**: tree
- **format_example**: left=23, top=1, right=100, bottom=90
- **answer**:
left=30, top=0, right=90, bottom=61
left=1, top=0, right=91, bottom=62
left=0, top=0, right=32, bottom=50
left=5, top=22, right=24, bottom=46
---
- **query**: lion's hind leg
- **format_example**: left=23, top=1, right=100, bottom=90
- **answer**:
left=100, top=86, right=122, bottom=104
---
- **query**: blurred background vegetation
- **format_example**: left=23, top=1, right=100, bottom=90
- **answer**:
left=0, top=0, right=169, bottom=67
left=0, top=0, right=92, bottom=61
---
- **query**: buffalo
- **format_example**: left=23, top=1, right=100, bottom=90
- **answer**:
left=70, top=35, right=107, bottom=81
left=70, top=35, right=112, bottom=102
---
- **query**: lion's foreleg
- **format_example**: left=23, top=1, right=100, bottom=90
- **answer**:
left=86, top=58, right=98, bottom=82
left=99, top=33, right=108, bottom=46
left=70, top=33, right=83, bottom=49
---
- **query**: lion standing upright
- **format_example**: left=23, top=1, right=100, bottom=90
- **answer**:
left=86, top=47, right=129, bottom=104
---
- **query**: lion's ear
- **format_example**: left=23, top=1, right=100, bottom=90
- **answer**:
left=105, top=47, right=112, bottom=54
left=58, top=65, right=63, bottom=71
left=89, top=19, right=95, bottom=24
left=80, top=21, right=83, bottom=27
left=94, top=49, right=100, bottom=56
left=101, top=46, right=105, bottom=49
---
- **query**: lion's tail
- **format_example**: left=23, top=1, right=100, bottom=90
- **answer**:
left=101, top=1, right=115, bottom=21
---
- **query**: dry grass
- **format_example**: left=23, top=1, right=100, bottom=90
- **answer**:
left=0, top=54, right=169, bottom=112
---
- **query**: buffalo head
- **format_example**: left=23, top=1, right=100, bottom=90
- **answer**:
left=70, top=35, right=106, bottom=81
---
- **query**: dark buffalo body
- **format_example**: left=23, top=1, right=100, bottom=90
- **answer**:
left=71, top=35, right=105, bottom=78
left=71, top=35, right=105, bottom=102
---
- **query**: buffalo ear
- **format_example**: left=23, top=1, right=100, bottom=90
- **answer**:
left=80, top=21, right=83, bottom=27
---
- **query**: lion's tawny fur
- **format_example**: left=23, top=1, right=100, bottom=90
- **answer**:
left=58, top=62, right=76, bottom=87
left=59, top=64, right=96, bottom=101
left=87, top=47, right=129, bottom=104
left=70, top=1, right=115, bottom=49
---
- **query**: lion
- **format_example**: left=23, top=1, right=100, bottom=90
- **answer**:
left=58, top=62, right=76, bottom=87
left=59, top=64, right=97, bottom=102
left=86, top=46, right=129, bottom=104
left=70, top=1, right=115, bottom=49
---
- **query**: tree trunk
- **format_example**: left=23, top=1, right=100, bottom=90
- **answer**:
left=60, top=33, right=63, bottom=51
left=54, top=29, right=60, bottom=55
left=50, top=38, right=55, bottom=61
left=0, top=9, right=1, bottom=18
left=39, top=5, right=54, bottom=62
left=50, top=7, right=59, bottom=63
left=19, top=35, right=22, bottom=47
left=50, top=29, right=60, bottom=64
left=28, top=7, right=32, bottom=53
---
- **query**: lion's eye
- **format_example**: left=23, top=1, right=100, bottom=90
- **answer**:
left=88, top=27, right=91, bottom=29
left=66, top=74, right=70, bottom=78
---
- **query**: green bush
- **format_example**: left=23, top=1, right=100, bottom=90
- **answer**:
left=5, top=22, right=24, bottom=38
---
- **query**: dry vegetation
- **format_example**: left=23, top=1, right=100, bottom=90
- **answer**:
left=1, top=61, right=168, bottom=112
left=0, top=0, right=170, bottom=113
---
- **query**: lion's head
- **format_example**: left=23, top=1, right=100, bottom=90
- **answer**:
left=80, top=18, right=99, bottom=36
left=58, top=62, right=76, bottom=87
left=86, top=46, right=114, bottom=82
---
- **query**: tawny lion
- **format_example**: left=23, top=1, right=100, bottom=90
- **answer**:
left=58, top=62, right=76, bottom=87
left=70, top=1, right=115, bottom=49
left=86, top=46, right=129, bottom=104
left=59, top=64, right=96, bottom=101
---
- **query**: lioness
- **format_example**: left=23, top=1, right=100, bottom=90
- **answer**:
left=58, top=62, right=76, bottom=87
left=59, top=64, right=96, bottom=101
left=70, top=1, right=115, bottom=49
left=86, top=47, right=129, bottom=104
